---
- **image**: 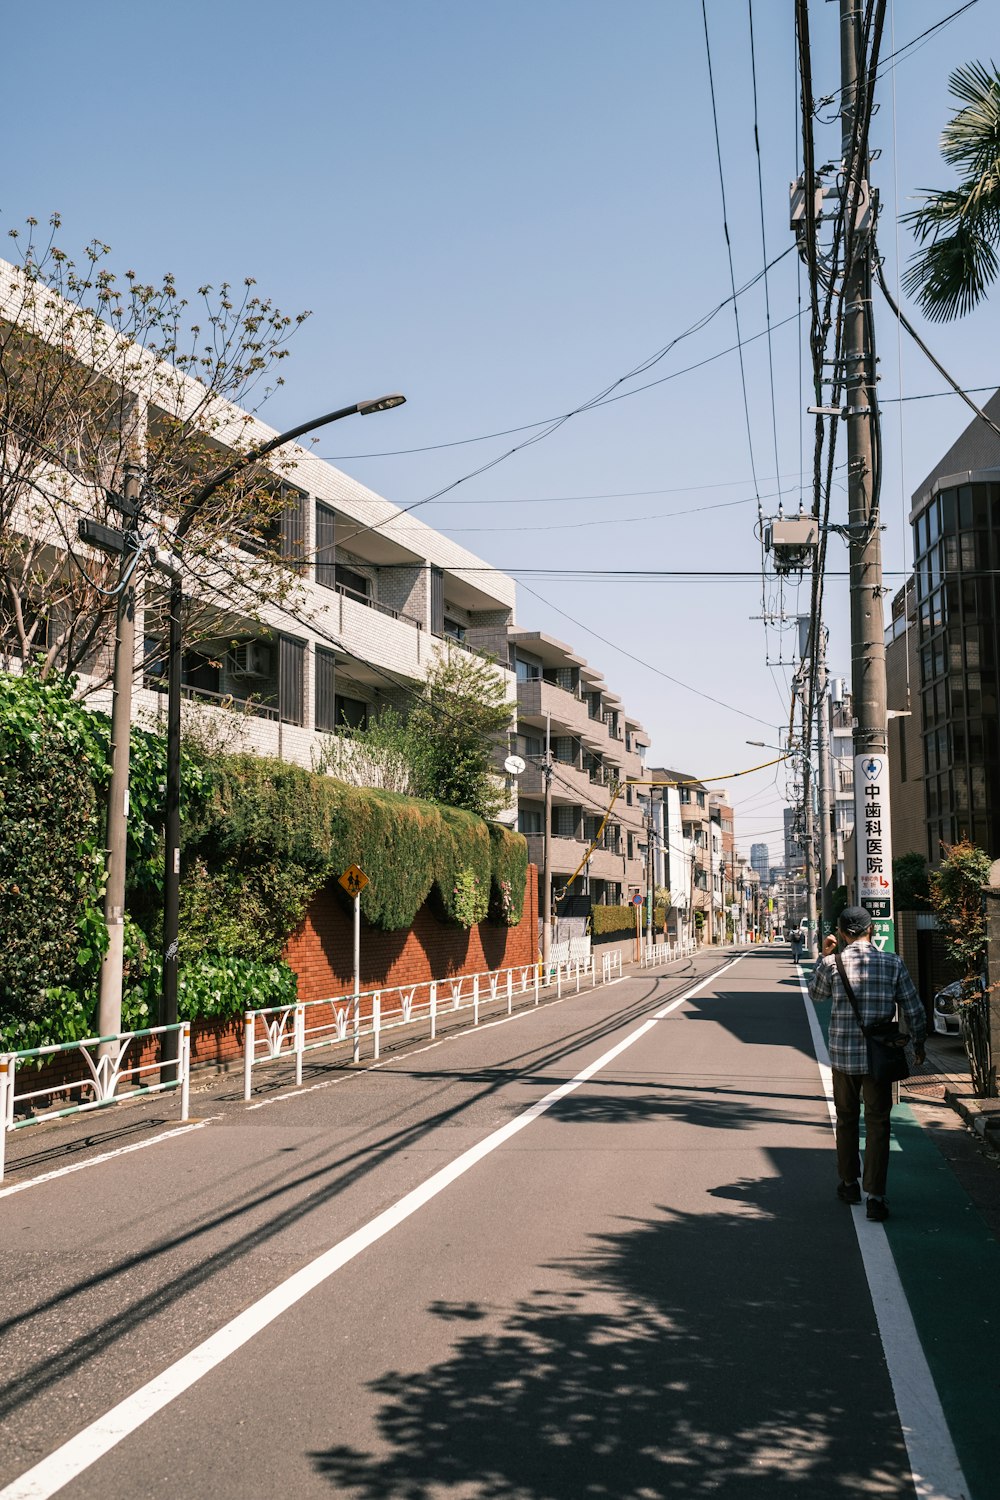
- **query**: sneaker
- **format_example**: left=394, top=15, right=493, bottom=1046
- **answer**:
left=866, top=1197, right=890, bottom=1222
left=837, top=1180, right=862, bottom=1205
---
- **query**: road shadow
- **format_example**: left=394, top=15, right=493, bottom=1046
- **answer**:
left=309, top=1151, right=913, bottom=1498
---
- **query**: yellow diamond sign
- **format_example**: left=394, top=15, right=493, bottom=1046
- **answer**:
left=338, top=863, right=369, bottom=898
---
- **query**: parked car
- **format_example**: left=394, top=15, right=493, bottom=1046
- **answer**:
left=932, top=976, right=984, bottom=1037
left=932, top=981, right=962, bottom=1037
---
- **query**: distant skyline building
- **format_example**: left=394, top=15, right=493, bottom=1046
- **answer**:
left=750, top=843, right=770, bottom=883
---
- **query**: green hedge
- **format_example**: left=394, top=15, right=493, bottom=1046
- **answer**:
left=591, top=904, right=667, bottom=937
left=0, top=672, right=528, bottom=1049
left=184, top=755, right=528, bottom=941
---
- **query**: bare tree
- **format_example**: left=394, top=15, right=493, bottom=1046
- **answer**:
left=0, top=214, right=311, bottom=691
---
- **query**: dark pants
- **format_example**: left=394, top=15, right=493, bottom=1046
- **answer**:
left=831, top=1068, right=893, bottom=1196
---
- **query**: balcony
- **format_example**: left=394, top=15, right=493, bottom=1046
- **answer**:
left=519, top=758, right=616, bottom=810
left=520, top=832, right=629, bottom=883
left=517, top=677, right=608, bottom=743
left=331, top=578, right=423, bottom=631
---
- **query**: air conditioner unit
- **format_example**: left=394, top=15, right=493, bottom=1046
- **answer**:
left=229, top=641, right=271, bottom=678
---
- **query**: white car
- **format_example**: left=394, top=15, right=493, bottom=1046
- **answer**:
left=932, top=977, right=983, bottom=1037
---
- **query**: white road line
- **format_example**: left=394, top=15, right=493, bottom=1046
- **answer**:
left=796, top=972, right=969, bottom=1500
left=0, top=1118, right=221, bottom=1201
left=0, top=963, right=726, bottom=1500
left=654, top=954, right=742, bottom=1018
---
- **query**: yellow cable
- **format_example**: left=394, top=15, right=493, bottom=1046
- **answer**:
left=556, top=754, right=791, bottom=897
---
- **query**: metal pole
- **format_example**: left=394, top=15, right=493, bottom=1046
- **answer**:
left=542, top=712, right=552, bottom=972
left=160, top=571, right=182, bottom=1066
left=97, top=461, right=142, bottom=1047
left=816, top=627, right=836, bottom=935
left=353, top=891, right=360, bottom=1003
left=645, top=791, right=654, bottom=952
left=707, top=816, right=715, bottom=945
left=802, top=757, right=817, bottom=956
left=841, top=0, right=891, bottom=938
left=159, top=398, right=404, bottom=1026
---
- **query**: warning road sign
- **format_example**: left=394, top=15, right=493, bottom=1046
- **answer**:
left=338, top=864, right=369, bottom=898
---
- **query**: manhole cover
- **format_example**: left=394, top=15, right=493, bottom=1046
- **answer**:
left=903, top=1080, right=946, bottom=1099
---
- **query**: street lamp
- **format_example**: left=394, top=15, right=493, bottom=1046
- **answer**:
left=746, top=738, right=821, bottom=954
left=159, top=396, right=406, bottom=1060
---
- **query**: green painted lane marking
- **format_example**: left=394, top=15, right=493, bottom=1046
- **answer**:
left=883, top=1103, right=1000, bottom=1500
left=805, top=977, right=998, bottom=1499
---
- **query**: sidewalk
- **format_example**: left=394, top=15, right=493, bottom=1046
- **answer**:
left=911, top=1032, right=1000, bottom=1156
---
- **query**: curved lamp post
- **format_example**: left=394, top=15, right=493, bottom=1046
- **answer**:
left=160, top=396, right=406, bottom=1058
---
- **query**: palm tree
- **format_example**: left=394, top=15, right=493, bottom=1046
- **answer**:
left=902, top=61, right=1000, bottom=321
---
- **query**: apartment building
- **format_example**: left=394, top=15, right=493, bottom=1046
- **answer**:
left=710, top=792, right=735, bottom=940
left=649, top=770, right=694, bottom=946
left=492, top=629, right=651, bottom=908
left=137, top=452, right=517, bottom=769
left=0, top=256, right=516, bottom=770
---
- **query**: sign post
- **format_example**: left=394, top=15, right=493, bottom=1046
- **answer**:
left=338, top=864, right=370, bottom=1059
left=853, top=754, right=894, bottom=952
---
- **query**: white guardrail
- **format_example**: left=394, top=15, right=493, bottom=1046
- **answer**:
left=0, top=1022, right=191, bottom=1181
left=639, top=938, right=697, bottom=968
left=243, top=953, right=625, bottom=1100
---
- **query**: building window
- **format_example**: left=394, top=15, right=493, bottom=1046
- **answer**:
left=335, top=565, right=370, bottom=603
left=316, top=503, right=337, bottom=588
left=518, top=809, right=543, bottom=835
left=278, top=635, right=305, bottom=726
left=334, top=694, right=369, bottom=730
left=515, top=655, right=540, bottom=682
left=315, top=647, right=337, bottom=731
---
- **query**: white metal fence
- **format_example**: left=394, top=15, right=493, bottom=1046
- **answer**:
left=0, top=1022, right=191, bottom=1181
left=639, top=938, right=697, bottom=969
left=243, top=954, right=619, bottom=1099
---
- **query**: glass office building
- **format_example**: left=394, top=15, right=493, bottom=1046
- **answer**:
left=912, top=472, right=1000, bottom=858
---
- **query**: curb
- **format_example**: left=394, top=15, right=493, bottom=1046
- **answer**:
left=943, top=1087, right=1000, bottom=1158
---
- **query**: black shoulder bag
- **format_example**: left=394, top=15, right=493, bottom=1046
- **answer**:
left=834, top=952, right=909, bottom=1083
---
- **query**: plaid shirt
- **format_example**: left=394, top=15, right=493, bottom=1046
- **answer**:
left=808, top=940, right=926, bottom=1074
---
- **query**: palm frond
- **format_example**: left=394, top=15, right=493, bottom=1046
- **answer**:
left=940, top=62, right=1000, bottom=179
left=902, top=223, right=999, bottom=322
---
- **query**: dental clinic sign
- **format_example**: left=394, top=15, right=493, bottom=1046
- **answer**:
left=854, top=753, right=895, bottom=953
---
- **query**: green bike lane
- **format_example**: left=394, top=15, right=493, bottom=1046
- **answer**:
left=803, top=963, right=1000, bottom=1500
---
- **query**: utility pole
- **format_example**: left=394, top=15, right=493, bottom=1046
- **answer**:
left=645, top=790, right=655, bottom=953
left=802, top=761, right=817, bottom=954
left=841, top=0, right=894, bottom=951
left=542, top=711, right=552, bottom=971
left=96, top=461, right=143, bottom=1045
left=816, top=625, right=836, bottom=936
left=706, top=817, right=715, bottom=946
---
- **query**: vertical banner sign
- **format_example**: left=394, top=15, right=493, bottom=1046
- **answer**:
left=853, top=754, right=895, bottom=953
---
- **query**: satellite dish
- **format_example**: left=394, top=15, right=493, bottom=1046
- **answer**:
left=504, top=754, right=526, bottom=776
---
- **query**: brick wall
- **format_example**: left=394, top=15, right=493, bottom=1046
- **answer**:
left=284, top=864, right=539, bottom=1001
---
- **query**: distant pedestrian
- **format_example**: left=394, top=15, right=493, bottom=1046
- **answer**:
left=790, top=929, right=804, bottom=964
left=808, top=906, right=926, bottom=1221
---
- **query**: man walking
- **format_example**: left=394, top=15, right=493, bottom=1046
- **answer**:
left=808, top=906, right=926, bottom=1221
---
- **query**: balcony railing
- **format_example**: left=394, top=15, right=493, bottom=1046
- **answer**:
left=336, top=581, right=422, bottom=630
left=144, top=676, right=280, bottom=721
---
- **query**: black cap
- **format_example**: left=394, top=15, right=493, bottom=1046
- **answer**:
left=838, top=905, right=873, bottom=936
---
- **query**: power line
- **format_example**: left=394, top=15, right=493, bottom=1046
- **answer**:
left=702, top=0, right=762, bottom=502
left=331, top=247, right=796, bottom=552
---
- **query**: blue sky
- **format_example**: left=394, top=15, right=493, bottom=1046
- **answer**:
left=4, top=1, right=997, bottom=860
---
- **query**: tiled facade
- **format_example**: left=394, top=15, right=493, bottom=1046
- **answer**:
left=0, top=255, right=518, bottom=774
left=498, top=629, right=651, bottom=908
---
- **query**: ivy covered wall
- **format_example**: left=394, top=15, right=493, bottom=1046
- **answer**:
left=0, top=672, right=527, bottom=1050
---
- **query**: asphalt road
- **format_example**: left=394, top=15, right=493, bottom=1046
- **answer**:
left=0, top=949, right=993, bottom=1499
